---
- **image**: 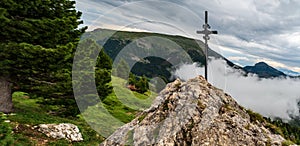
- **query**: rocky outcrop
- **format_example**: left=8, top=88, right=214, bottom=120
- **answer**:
left=101, top=76, right=285, bottom=146
left=35, top=123, right=83, bottom=142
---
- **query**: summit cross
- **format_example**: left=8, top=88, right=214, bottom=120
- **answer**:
left=196, top=11, right=218, bottom=81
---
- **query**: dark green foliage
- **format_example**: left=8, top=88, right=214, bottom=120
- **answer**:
left=135, top=76, right=149, bottom=94
left=95, top=69, right=112, bottom=100
left=96, top=49, right=113, bottom=100
left=265, top=117, right=300, bottom=144
left=247, top=109, right=300, bottom=144
left=131, top=56, right=173, bottom=81
left=288, top=99, right=300, bottom=127
left=264, top=123, right=283, bottom=135
left=127, top=73, right=149, bottom=94
left=97, top=49, right=112, bottom=69
left=39, top=98, right=80, bottom=117
left=0, top=0, right=86, bottom=48
left=0, top=42, right=74, bottom=96
left=128, top=72, right=137, bottom=85
left=246, top=109, right=265, bottom=123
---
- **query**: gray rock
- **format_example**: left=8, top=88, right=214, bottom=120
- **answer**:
left=101, top=76, right=286, bottom=146
left=37, top=123, right=83, bottom=142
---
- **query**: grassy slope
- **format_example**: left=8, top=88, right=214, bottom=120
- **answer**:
left=4, top=92, right=104, bottom=146
left=3, top=76, right=156, bottom=145
left=81, top=76, right=156, bottom=137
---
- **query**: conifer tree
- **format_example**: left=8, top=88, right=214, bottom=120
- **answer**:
left=136, top=75, right=149, bottom=94
left=0, top=0, right=86, bottom=113
left=128, top=72, right=137, bottom=85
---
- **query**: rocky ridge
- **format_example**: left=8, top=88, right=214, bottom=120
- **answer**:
left=101, top=76, right=285, bottom=146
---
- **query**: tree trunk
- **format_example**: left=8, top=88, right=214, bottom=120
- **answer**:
left=0, top=76, right=13, bottom=113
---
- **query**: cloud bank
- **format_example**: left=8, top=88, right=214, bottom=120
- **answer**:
left=172, top=58, right=300, bottom=120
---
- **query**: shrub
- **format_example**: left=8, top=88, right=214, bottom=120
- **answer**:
left=246, top=109, right=265, bottom=123
left=135, top=76, right=149, bottom=94
left=282, top=140, right=294, bottom=146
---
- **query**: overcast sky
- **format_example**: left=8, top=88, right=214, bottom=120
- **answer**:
left=75, top=0, right=300, bottom=74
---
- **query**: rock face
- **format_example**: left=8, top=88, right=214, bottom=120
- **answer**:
left=101, top=76, right=286, bottom=146
left=36, top=123, right=83, bottom=142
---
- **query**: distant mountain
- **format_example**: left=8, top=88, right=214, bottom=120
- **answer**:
left=244, top=62, right=286, bottom=78
left=278, top=68, right=300, bottom=76
left=83, top=28, right=242, bottom=82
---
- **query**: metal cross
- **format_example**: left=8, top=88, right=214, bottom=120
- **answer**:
left=196, top=11, right=218, bottom=81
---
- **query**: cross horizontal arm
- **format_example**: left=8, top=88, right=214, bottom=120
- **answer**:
left=211, top=30, right=218, bottom=34
left=196, top=30, right=218, bottom=35
left=196, top=30, right=205, bottom=34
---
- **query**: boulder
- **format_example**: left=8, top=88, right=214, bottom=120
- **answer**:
left=36, top=123, right=83, bottom=142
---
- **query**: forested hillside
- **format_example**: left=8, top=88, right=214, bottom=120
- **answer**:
left=83, top=28, right=242, bottom=82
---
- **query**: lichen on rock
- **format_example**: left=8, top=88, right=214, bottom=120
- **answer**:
left=35, top=123, right=83, bottom=142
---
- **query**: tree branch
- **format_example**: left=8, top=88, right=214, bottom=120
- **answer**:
left=28, top=77, right=56, bottom=85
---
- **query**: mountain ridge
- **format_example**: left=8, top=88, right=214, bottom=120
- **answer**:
left=83, top=28, right=243, bottom=82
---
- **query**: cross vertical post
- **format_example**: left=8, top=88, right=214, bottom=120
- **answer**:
left=196, top=11, right=218, bottom=81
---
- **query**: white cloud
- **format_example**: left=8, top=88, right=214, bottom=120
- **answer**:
left=172, top=58, right=300, bottom=119
left=228, top=56, right=250, bottom=62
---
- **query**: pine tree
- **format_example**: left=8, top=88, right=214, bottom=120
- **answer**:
left=128, top=72, right=137, bottom=85
left=0, top=0, right=86, bottom=113
left=136, top=75, right=149, bottom=94
left=96, top=49, right=113, bottom=100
